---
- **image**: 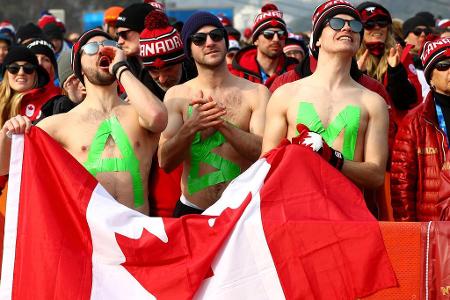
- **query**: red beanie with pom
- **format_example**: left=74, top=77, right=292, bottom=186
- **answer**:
left=140, top=10, right=185, bottom=68
left=252, top=3, right=286, bottom=42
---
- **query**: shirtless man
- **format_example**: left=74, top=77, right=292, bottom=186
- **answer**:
left=0, top=29, right=167, bottom=215
left=159, top=12, right=269, bottom=217
left=262, top=0, right=389, bottom=189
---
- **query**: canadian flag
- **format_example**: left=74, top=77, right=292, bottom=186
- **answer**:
left=0, top=128, right=396, bottom=299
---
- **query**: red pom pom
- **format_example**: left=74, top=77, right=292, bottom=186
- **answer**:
left=261, top=3, right=279, bottom=12
left=144, top=10, right=169, bottom=30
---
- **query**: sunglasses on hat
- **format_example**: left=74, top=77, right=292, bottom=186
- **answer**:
left=364, top=19, right=389, bottom=30
left=191, top=28, right=226, bottom=47
left=262, top=29, right=287, bottom=40
left=327, top=18, right=363, bottom=33
left=81, top=40, right=119, bottom=55
left=413, top=27, right=432, bottom=36
left=6, top=63, right=36, bottom=75
left=435, top=60, right=450, bottom=72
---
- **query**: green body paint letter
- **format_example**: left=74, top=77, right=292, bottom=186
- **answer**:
left=296, top=102, right=361, bottom=160
left=83, top=116, right=144, bottom=207
left=187, top=106, right=241, bottom=195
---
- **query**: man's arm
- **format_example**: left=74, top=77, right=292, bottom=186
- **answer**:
left=216, top=85, right=270, bottom=161
left=261, top=88, right=288, bottom=155
left=158, top=89, right=226, bottom=172
left=109, top=47, right=167, bottom=133
left=341, top=94, right=389, bottom=189
left=0, top=115, right=32, bottom=175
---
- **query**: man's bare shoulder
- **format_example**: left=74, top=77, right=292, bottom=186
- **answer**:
left=164, top=80, right=195, bottom=105
left=36, top=111, right=73, bottom=136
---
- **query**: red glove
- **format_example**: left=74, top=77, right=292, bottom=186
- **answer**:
left=293, top=124, right=344, bottom=170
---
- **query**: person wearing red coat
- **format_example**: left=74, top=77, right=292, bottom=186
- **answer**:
left=391, top=37, right=450, bottom=221
left=229, top=4, right=297, bottom=89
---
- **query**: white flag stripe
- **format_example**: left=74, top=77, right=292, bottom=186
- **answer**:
left=87, top=184, right=161, bottom=299
left=196, top=160, right=286, bottom=299
left=0, top=135, right=25, bottom=300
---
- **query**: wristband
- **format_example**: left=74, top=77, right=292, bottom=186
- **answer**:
left=117, top=67, right=129, bottom=82
left=112, top=61, right=129, bottom=77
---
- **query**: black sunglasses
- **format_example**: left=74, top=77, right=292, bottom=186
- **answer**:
left=364, top=19, right=390, bottom=30
left=327, top=17, right=363, bottom=33
left=6, top=63, right=36, bottom=75
left=191, top=28, right=225, bottom=46
left=81, top=40, right=119, bottom=55
left=262, top=29, right=287, bottom=40
left=116, top=30, right=132, bottom=40
left=435, top=61, right=450, bottom=72
left=413, top=27, right=432, bottom=36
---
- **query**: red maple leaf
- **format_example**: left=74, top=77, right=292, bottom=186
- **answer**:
left=115, top=193, right=252, bottom=299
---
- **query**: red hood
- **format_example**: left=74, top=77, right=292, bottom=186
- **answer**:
left=20, top=82, right=61, bottom=122
left=231, top=45, right=297, bottom=80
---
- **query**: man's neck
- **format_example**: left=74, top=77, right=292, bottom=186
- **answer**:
left=195, top=61, right=232, bottom=89
left=83, top=83, right=121, bottom=112
left=256, top=50, right=280, bottom=76
left=312, top=51, right=353, bottom=90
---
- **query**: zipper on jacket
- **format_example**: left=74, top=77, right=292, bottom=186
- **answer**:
left=424, top=118, right=447, bottom=161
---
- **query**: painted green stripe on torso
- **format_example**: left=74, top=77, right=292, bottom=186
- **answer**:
left=296, top=102, right=361, bottom=160
left=187, top=106, right=241, bottom=195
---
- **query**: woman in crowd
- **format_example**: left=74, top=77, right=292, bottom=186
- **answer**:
left=0, top=46, right=52, bottom=126
left=356, top=2, right=421, bottom=124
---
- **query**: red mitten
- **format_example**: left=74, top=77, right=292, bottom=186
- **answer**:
left=294, top=124, right=344, bottom=170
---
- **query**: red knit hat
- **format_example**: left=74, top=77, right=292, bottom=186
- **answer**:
left=438, top=19, right=450, bottom=29
left=310, top=0, right=361, bottom=57
left=420, top=37, right=450, bottom=84
left=252, top=4, right=286, bottom=42
left=140, top=10, right=185, bottom=68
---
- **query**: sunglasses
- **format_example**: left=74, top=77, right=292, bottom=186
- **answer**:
left=327, top=18, right=363, bottom=33
left=435, top=61, right=450, bottom=72
left=116, top=30, right=131, bottom=40
left=262, top=29, right=287, bottom=40
left=364, top=19, right=390, bottom=30
left=81, top=40, right=119, bottom=55
left=6, top=63, right=36, bottom=75
left=413, top=27, right=432, bottom=36
left=191, top=28, right=225, bottom=46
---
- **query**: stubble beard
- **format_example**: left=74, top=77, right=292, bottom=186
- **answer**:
left=83, top=66, right=116, bottom=86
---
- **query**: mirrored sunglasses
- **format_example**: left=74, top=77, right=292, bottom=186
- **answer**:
left=191, top=28, right=225, bottom=47
left=262, top=29, right=287, bottom=40
left=81, top=40, right=119, bottom=55
left=6, top=63, right=36, bottom=75
left=327, top=18, right=363, bottom=33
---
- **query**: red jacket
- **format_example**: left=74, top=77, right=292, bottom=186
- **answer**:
left=229, top=45, right=297, bottom=89
left=20, top=82, right=61, bottom=122
left=390, top=92, right=447, bottom=221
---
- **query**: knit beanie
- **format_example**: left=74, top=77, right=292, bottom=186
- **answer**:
left=43, top=23, right=64, bottom=41
left=1, top=46, right=49, bottom=86
left=251, top=4, right=286, bottom=42
left=16, top=23, right=45, bottom=44
left=104, top=6, right=124, bottom=26
left=0, top=33, right=12, bottom=46
left=415, top=12, right=435, bottom=28
left=438, top=19, right=450, bottom=30
left=0, top=21, right=16, bottom=42
left=140, top=10, right=185, bottom=68
left=71, top=29, right=112, bottom=84
left=181, top=11, right=228, bottom=58
left=310, top=0, right=361, bottom=58
left=116, top=3, right=154, bottom=33
left=57, top=50, right=73, bottom=87
left=143, top=0, right=165, bottom=12
left=420, top=37, right=450, bottom=84
left=357, top=2, right=392, bottom=24
left=24, top=38, right=58, bottom=75
left=403, top=16, right=428, bottom=37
